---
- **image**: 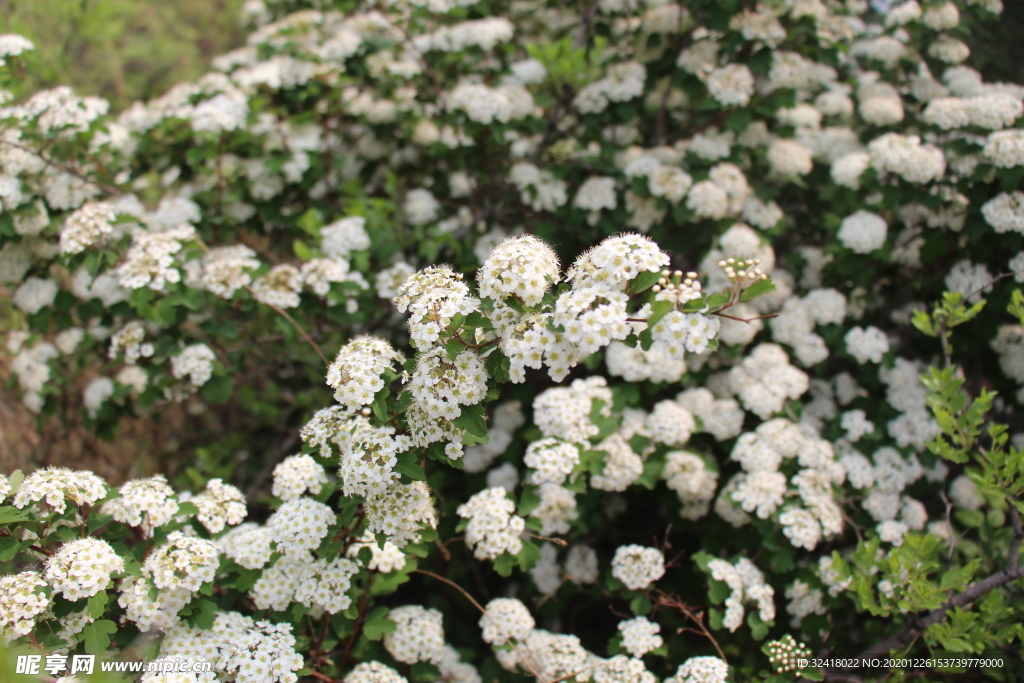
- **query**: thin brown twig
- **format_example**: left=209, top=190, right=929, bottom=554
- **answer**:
left=0, top=136, right=123, bottom=196
left=340, top=573, right=375, bottom=667
left=413, top=569, right=486, bottom=613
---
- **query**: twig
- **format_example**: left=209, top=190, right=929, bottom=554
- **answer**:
left=340, top=573, right=375, bottom=667
left=249, top=289, right=330, bottom=367
left=856, top=563, right=1024, bottom=659
left=0, top=136, right=123, bottom=196
left=1009, top=504, right=1022, bottom=570
left=413, top=569, right=486, bottom=613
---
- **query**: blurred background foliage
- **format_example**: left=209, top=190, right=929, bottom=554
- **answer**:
left=0, top=0, right=246, bottom=111
left=0, top=0, right=1021, bottom=113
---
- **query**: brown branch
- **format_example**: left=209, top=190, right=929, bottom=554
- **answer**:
left=856, top=563, right=1024, bottom=659
left=340, top=573, right=375, bottom=667
left=1009, top=504, right=1022, bottom=570
left=0, top=136, right=123, bottom=196
left=413, top=569, right=486, bottom=613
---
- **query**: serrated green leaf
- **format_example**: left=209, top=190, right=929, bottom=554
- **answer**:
left=739, top=278, right=775, bottom=302
left=0, top=507, right=32, bottom=525
left=453, top=403, right=488, bottom=439
left=394, top=451, right=426, bottom=481
left=87, top=591, right=109, bottom=619
left=630, top=269, right=662, bottom=295
left=201, top=376, right=234, bottom=404
left=83, top=619, right=118, bottom=654
left=363, top=606, right=396, bottom=640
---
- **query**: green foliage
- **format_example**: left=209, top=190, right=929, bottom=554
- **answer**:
left=3, top=0, right=246, bottom=110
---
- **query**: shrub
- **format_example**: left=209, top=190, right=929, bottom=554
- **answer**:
left=0, top=0, right=1023, bottom=682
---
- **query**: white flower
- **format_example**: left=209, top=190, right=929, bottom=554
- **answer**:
left=46, top=538, right=125, bottom=601
left=837, top=210, right=887, bottom=253
left=611, top=545, right=665, bottom=590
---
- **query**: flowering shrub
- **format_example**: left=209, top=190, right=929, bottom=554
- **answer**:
left=1, top=0, right=1024, bottom=682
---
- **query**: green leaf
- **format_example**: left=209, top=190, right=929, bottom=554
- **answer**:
left=954, top=509, right=985, bottom=528
left=444, top=338, right=465, bottom=361
left=630, top=270, right=662, bottom=295
left=293, top=239, right=313, bottom=260
left=363, top=606, right=395, bottom=640
left=394, top=451, right=426, bottom=481
left=83, top=619, right=118, bottom=654
left=645, top=300, right=675, bottom=331
left=0, top=536, right=19, bottom=561
left=704, top=291, right=732, bottom=311
left=518, top=486, right=543, bottom=516
left=503, top=296, right=527, bottom=314
left=707, top=578, right=731, bottom=605
left=201, top=376, right=234, bottom=404
left=185, top=598, right=218, bottom=630
left=0, top=507, right=31, bottom=524
left=453, top=403, right=488, bottom=439
left=739, top=278, right=776, bottom=302
left=630, top=593, right=652, bottom=616
left=517, top=540, right=542, bottom=571
left=494, top=552, right=516, bottom=577
left=800, top=667, right=825, bottom=681
left=87, top=591, right=109, bottom=619
left=634, top=452, right=665, bottom=491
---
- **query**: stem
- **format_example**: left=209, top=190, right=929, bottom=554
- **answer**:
left=413, top=569, right=486, bottom=613
left=249, top=290, right=330, bottom=367
left=0, top=137, right=123, bottom=196
left=340, top=573, right=375, bottom=667
left=856, top=563, right=1024, bottom=660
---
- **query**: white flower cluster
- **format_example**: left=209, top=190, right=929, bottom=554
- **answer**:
left=726, top=344, right=809, bottom=419
left=785, top=579, right=827, bottom=627
left=617, top=616, right=663, bottom=658
left=326, top=336, right=406, bottom=411
left=101, top=475, right=179, bottom=536
left=837, top=210, right=887, bottom=253
left=533, top=377, right=612, bottom=443
left=272, top=454, right=328, bottom=501
left=478, top=235, right=560, bottom=307
left=268, top=497, right=336, bottom=555
left=663, top=451, right=719, bottom=520
left=363, top=481, right=437, bottom=549
left=384, top=605, right=445, bottom=665
left=59, top=201, right=116, bottom=254
left=145, top=532, right=220, bottom=592
left=345, top=662, right=408, bottom=683
left=170, top=343, right=217, bottom=388
left=845, top=326, right=890, bottom=364
left=338, top=421, right=413, bottom=497
left=706, top=557, right=775, bottom=632
left=395, top=265, right=480, bottom=349
left=161, top=612, right=304, bottom=683
left=293, top=557, right=361, bottom=614
left=879, top=357, right=941, bottom=448
left=0, top=572, right=49, bottom=639
left=456, top=487, right=524, bottom=560
left=45, top=538, right=125, bottom=601
left=718, top=419, right=845, bottom=550
left=117, top=224, right=195, bottom=290
left=480, top=598, right=535, bottom=646
left=611, top=545, right=665, bottom=591
left=192, top=478, right=247, bottom=534
left=667, top=656, right=729, bottom=683
left=13, top=467, right=107, bottom=513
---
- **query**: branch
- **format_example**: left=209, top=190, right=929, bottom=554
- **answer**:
left=413, top=569, right=486, bottom=613
left=0, top=136, right=123, bottom=196
left=856, top=563, right=1024, bottom=659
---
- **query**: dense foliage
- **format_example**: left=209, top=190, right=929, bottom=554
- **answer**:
left=0, top=0, right=1023, bottom=682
